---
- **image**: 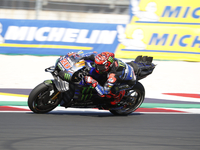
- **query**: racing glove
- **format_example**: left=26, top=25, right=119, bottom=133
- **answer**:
left=84, top=76, right=98, bottom=88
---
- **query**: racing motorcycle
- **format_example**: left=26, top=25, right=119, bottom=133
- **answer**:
left=28, top=51, right=155, bottom=115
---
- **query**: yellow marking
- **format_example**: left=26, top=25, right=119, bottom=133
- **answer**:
left=0, top=43, right=93, bottom=50
left=0, top=92, right=28, bottom=98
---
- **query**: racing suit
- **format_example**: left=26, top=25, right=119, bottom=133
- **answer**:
left=84, top=55, right=136, bottom=105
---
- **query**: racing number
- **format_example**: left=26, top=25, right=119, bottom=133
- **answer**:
left=61, top=59, right=71, bottom=69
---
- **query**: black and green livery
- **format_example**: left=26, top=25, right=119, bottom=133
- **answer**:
left=73, top=85, right=96, bottom=102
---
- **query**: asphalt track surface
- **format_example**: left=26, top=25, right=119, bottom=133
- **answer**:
left=0, top=89, right=200, bottom=150
left=0, top=113, right=200, bottom=150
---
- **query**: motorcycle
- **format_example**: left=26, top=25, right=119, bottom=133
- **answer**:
left=28, top=51, right=155, bottom=115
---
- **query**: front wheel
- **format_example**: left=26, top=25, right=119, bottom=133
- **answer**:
left=109, top=82, right=145, bottom=116
left=28, top=83, right=61, bottom=113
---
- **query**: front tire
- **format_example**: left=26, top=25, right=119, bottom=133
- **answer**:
left=28, top=83, right=61, bottom=113
left=109, top=82, right=145, bottom=116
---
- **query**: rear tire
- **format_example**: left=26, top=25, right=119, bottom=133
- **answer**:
left=109, top=82, right=145, bottom=116
left=28, top=83, right=61, bottom=113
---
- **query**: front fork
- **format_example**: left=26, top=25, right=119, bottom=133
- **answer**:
left=43, top=80, right=61, bottom=104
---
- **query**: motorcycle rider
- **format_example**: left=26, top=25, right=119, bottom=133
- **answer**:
left=83, top=51, right=136, bottom=105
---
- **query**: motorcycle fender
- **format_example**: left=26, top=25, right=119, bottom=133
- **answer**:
left=43, top=80, right=54, bottom=90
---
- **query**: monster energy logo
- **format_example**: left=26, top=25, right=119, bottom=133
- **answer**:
left=64, top=73, right=71, bottom=81
left=81, top=86, right=94, bottom=101
left=108, top=56, right=114, bottom=63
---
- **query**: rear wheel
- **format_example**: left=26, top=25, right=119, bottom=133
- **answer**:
left=109, top=82, right=145, bottom=116
left=28, top=83, right=61, bottom=113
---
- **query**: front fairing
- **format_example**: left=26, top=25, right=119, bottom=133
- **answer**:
left=59, top=55, right=84, bottom=72
left=56, top=51, right=97, bottom=75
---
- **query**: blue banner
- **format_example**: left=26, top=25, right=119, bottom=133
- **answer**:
left=0, top=19, right=125, bottom=55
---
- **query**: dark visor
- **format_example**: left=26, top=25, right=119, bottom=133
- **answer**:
left=95, top=64, right=106, bottom=72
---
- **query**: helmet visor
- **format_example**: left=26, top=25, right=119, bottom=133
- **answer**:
left=95, top=64, right=106, bottom=72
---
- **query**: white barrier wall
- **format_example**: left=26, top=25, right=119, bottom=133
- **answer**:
left=0, top=9, right=129, bottom=24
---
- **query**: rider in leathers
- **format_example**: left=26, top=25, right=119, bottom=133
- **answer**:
left=83, top=52, right=136, bottom=105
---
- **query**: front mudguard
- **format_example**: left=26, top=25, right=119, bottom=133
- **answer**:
left=44, top=80, right=55, bottom=90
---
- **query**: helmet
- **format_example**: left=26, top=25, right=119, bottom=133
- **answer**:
left=94, top=52, right=115, bottom=73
